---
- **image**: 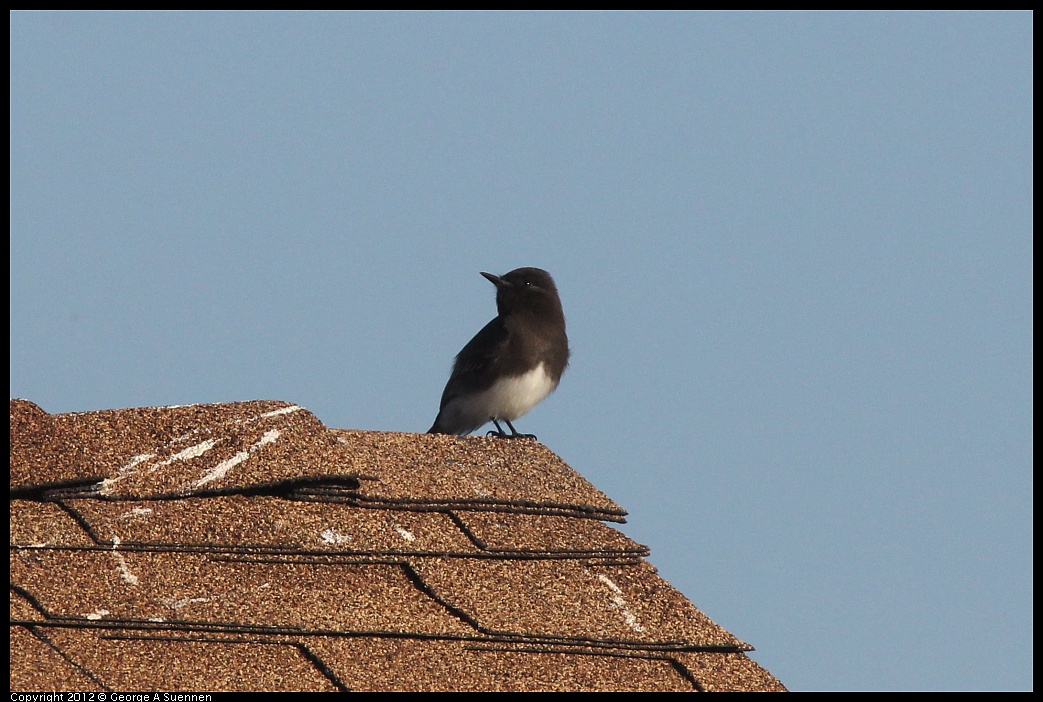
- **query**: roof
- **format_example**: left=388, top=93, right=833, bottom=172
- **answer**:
left=9, top=398, right=787, bottom=692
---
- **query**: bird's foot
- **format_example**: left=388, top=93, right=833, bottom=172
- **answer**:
left=486, top=430, right=537, bottom=440
left=488, top=419, right=537, bottom=440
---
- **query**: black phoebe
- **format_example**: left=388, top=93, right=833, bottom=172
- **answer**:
left=427, top=267, right=569, bottom=439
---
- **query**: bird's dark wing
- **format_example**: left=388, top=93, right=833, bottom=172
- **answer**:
left=438, top=316, right=509, bottom=408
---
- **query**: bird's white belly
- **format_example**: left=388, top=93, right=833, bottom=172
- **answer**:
left=458, top=363, right=557, bottom=422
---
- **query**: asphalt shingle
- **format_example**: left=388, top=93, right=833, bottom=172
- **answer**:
left=9, top=398, right=786, bottom=692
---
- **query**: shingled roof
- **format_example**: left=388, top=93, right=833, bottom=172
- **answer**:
left=9, top=398, right=786, bottom=692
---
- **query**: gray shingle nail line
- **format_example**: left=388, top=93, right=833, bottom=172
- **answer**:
left=13, top=616, right=748, bottom=654
left=10, top=543, right=645, bottom=561
left=462, top=643, right=741, bottom=656
left=341, top=495, right=628, bottom=522
left=12, top=486, right=628, bottom=523
left=207, top=552, right=645, bottom=564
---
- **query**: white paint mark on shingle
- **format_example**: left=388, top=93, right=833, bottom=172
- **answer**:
left=101, top=439, right=221, bottom=494
left=257, top=428, right=280, bottom=446
left=111, top=536, right=139, bottom=585
left=165, top=596, right=211, bottom=611
left=258, top=405, right=303, bottom=418
left=115, top=554, right=139, bottom=585
left=117, top=506, right=153, bottom=520
left=394, top=526, right=417, bottom=542
left=617, top=606, right=645, bottom=633
left=195, top=449, right=249, bottom=487
left=597, top=574, right=646, bottom=633
left=124, top=453, right=156, bottom=471
left=194, top=429, right=280, bottom=487
left=85, top=609, right=110, bottom=620
left=158, top=439, right=220, bottom=467
left=99, top=452, right=159, bottom=493
left=321, top=528, right=353, bottom=544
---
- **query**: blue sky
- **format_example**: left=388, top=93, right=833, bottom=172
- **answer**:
left=10, top=11, right=1032, bottom=691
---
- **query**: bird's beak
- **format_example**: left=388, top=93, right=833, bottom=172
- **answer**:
left=480, top=272, right=505, bottom=287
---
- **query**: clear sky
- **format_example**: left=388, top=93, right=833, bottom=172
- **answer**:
left=10, top=11, right=1032, bottom=691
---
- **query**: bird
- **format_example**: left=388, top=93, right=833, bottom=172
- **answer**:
left=427, top=267, right=569, bottom=439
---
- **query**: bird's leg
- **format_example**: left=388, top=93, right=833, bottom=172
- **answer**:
left=486, top=418, right=537, bottom=440
left=502, top=419, right=537, bottom=440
